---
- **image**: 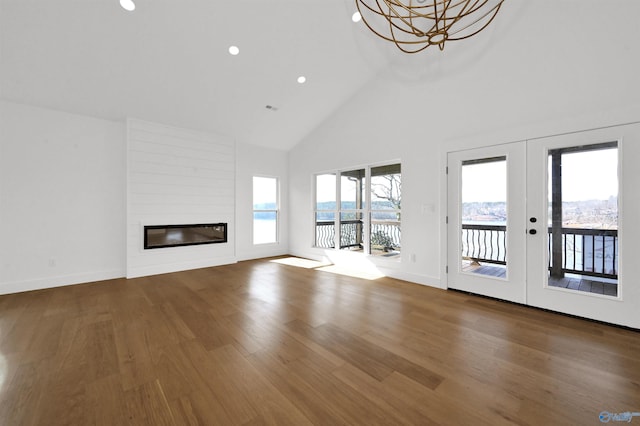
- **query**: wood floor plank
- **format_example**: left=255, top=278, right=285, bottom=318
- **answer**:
left=0, top=362, right=41, bottom=425
left=149, top=341, right=238, bottom=425
left=124, top=379, right=176, bottom=426
left=0, top=257, right=638, bottom=425
left=207, top=344, right=313, bottom=426
left=246, top=350, right=352, bottom=424
left=180, top=340, right=258, bottom=425
left=113, top=321, right=158, bottom=391
left=28, top=358, right=88, bottom=426
left=85, top=374, right=130, bottom=426
left=85, top=319, right=120, bottom=382
left=167, top=396, right=200, bottom=426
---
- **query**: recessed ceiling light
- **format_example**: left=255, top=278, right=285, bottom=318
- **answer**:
left=120, top=0, right=135, bottom=12
left=352, top=11, right=362, bottom=23
left=228, top=46, right=240, bottom=56
left=297, top=76, right=306, bottom=84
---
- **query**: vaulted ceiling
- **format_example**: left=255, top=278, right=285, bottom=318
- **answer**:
left=1, top=0, right=402, bottom=150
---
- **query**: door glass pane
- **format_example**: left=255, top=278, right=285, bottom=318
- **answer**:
left=461, top=157, right=507, bottom=278
left=547, top=143, right=618, bottom=296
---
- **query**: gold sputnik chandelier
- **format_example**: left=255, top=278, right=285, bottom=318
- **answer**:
left=355, top=0, right=505, bottom=54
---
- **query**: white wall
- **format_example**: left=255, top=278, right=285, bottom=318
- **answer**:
left=288, top=1, right=640, bottom=290
left=0, top=100, right=126, bottom=294
left=235, top=143, right=289, bottom=261
left=0, top=103, right=289, bottom=292
left=126, top=119, right=236, bottom=278
left=288, top=103, right=441, bottom=286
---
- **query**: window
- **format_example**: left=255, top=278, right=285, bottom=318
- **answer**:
left=314, top=163, right=401, bottom=256
left=253, top=176, right=278, bottom=244
left=370, top=164, right=401, bottom=255
left=314, top=173, right=336, bottom=248
left=340, top=169, right=365, bottom=251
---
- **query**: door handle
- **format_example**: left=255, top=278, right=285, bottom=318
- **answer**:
left=529, top=229, right=537, bottom=235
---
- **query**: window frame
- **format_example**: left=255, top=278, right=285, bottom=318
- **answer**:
left=313, top=173, right=337, bottom=249
left=252, top=175, right=279, bottom=245
left=313, top=162, right=401, bottom=256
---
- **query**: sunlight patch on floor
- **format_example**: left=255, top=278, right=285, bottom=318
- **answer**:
left=315, top=265, right=385, bottom=281
left=270, top=257, right=332, bottom=269
left=270, top=255, right=386, bottom=280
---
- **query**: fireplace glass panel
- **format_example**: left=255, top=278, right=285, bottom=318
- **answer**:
left=144, top=223, right=227, bottom=249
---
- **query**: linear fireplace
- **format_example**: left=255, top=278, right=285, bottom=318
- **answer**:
left=144, top=223, right=227, bottom=249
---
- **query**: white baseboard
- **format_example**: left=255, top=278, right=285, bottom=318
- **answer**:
left=236, top=248, right=289, bottom=262
left=126, top=256, right=237, bottom=279
left=382, top=269, right=443, bottom=289
left=0, top=269, right=125, bottom=295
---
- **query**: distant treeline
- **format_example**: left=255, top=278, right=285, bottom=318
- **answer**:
left=314, top=201, right=398, bottom=221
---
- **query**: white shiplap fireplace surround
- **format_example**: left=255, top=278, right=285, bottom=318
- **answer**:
left=126, top=119, right=236, bottom=278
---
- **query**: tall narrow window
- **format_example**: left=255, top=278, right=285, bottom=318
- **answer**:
left=314, top=173, right=337, bottom=248
left=340, top=169, right=365, bottom=251
left=370, top=164, right=401, bottom=255
left=253, top=176, right=278, bottom=244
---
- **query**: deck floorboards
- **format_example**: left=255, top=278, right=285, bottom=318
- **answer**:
left=462, top=261, right=618, bottom=296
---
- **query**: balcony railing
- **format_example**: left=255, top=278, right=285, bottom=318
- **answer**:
left=461, top=224, right=507, bottom=265
left=315, top=221, right=335, bottom=248
left=315, top=220, right=401, bottom=251
left=548, top=228, right=618, bottom=279
left=461, top=224, right=618, bottom=279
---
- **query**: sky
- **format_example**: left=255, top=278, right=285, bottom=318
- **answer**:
left=252, top=176, right=277, bottom=206
left=314, top=148, right=618, bottom=205
left=315, top=173, right=399, bottom=204
left=461, top=148, right=618, bottom=203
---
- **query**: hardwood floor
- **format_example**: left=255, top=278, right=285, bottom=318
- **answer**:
left=0, top=257, right=639, bottom=425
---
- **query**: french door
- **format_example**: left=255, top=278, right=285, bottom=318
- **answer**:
left=447, top=142, right=527, bottom=304
left=447, top=124, right=640, bottom=327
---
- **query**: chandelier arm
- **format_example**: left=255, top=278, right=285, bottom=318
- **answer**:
left=446, top=0, right=502, bottom=30
left=358, top=0, right=440, bottom=39
left=355, top=0, right=504, bottom=53
left=385, top=0, right=489, bottom=38
left=363, top=0, right=488, bottom=20
left=445, top=2, right=502, bottom=40
left=454, top=0, right=495, bottom=26
left=357, top=1, right=430, bottom=44
left=388, top=7, right=435, bottom=53
left=384, top=1, right=435, bottom=37
left=432, top=0, right=484, bottom=36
